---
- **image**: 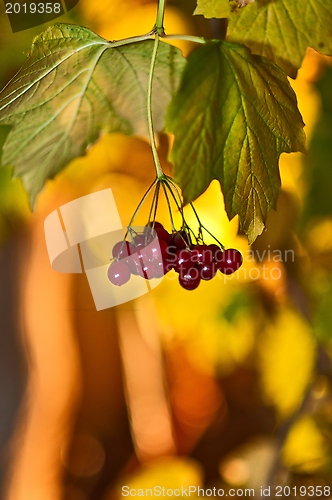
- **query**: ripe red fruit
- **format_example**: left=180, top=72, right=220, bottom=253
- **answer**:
left=155, top=227, right=171, bottom=245
left=133, top=233, right=147, bottom=248
left=143, top=226, right=155, bottom=243
left=209, top=244, right=222, bottom=263
left=152, top=260, right=165, bottom=278
left=145, top=239, right=168, bottom=262
left=218, top=249, right=243, bottom=274
left=147, top=221, right=165, bottom=231
left=199, top=263, right=217, bottom=281
left=112, top=240, right=133, bottom=260
left=179, top=266, right=201, bottom=290
left=171, top=230, right=191, bottom=250
left=137, top=261, right=156, bottom=280
left=126, top=247, right=145, bottom=275
left=191, top=244, right=212, bottom=265
left=107, top=261, right=131, bottom=286
left=164, top=255, right=176, bottom=273
left=174, top=249, right=192, bottom=273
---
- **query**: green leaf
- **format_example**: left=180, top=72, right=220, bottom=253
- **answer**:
left=0, top=24, right=186, bottom=206
left=166, top=41, right=305, bottom=244
left=195, top=0, right=332, bottom=78
left=313, top=278, right=332, bottom=342
left=303, top=67, right=332, bottom=222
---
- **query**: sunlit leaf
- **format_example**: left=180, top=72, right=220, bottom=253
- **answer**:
left=283, top=417, right=328, bottom=473
left=303, top=67, right=332, bottom=222
left=117, top=457, right=203, bottom=497
left=195, top=0, right=332, bottom=78
left=0, top=24, right=185, bottom=206
left=312, top=278, right=332, bottom=342
left=166, top=41, right=305, bottom=243
left=259, top=309, right=316, bottom=417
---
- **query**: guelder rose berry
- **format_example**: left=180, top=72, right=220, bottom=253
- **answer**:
left=112, top=240, right=133, bottom=260
left=199, top=263, right=217, bottom=281
left=109, top=222, right=243, bottom=289
left=108, top=261, right=131, bottom=286
left=174, top=249, right=192, bottom=273
left=179, top=267, right=201, bottom=290
left=218, top=249, right=243, bottom=275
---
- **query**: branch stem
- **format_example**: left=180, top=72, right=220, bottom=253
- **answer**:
left=108, top=32, right=153, bottom=48
left=147, top=33, right=164, bottom=179
left=124, top=179, right=158, bottom=237
left=155, top=0, right=166, bottom=34
left=161, top=182, right=176, bottom=231
left=161, top=34, right=206, bottom=44
left=190, top=202, right=225, bottom=249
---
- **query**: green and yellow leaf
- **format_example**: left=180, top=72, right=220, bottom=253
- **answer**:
left=0, top=24, right=185, bottom=206
left=166, top=41, right=305, bottom=243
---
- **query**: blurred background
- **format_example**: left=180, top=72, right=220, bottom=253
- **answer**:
left=1, top=0, right=332, bottom=498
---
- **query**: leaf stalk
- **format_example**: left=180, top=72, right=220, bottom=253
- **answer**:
left=155, top=0, right=166, bottom=34
left=147, top=33, right=164, bottom=179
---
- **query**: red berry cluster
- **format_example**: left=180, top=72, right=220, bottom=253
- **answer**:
left=107, top=222, right=243, bottom=290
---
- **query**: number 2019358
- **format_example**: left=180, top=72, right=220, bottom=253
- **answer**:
left=5, top=3, right=61, bottom=14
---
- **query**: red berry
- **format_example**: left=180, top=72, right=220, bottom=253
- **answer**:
left=174, top=249, right=192, bottom=273
left=164, top=244, right=177, bottom=267
left=148, top=221, right=165, bottom=231
left=209, top=244, right=222, bottom=262
left=199, top=263, right=217, bottom=281
left=137, top=261, right=155, bottom=280
left=152, top=260, right=165, bottom=278
left=143, top=226, right=155, bottom=243
left=107, top=261, right=131, bottom=286
left=179, top=267, right=201, bottom=290
left=126, top=247, right=145, bottom=275
left=218, top=249, right=243, bottom=275
left=159, top=240, right=169, bottom=261
left=112, top=240, right=133, bottom=260
left=145, top=239, right=168, bottom=262
left=172, top=230, right=191, bottom=250
left=133, top=233, right=146, bottom=248
left=191, top=244, right=212, bottom=265
left=164, top=257, right=176, bottom=273
left=214, top=249, right=223, bottom=264
left=155, top=227, right=171, bottom=245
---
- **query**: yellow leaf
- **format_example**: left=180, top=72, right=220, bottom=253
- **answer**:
left=259, top=309, right=316, bottom=417
left=117, top=457, right=203, bottom=498
left=283, top=417, right=328, bottom=473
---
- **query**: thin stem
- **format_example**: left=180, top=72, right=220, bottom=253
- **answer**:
left=164, top=176, right=183, bottom=208
left=162, top=180, right=198, bottom=243
left=160, top=34, right=206, bottom=44
left=163, top=181, right=186, bottom=226
left=147, top=182, right=159, bottom=225
left=147, top=33, right=164, bottom=179
left=155, top=0, right=166, bottom=34
left=190, top=202, right=225, bottom=249
left=108, top=32, right=154, bottom=48
left=124, top=179, right=158, bottom=238
left=107, top=32, right=206, bottom=49
left=152, top=182, right=161, bottom=222
left=161, top=182, right=176, bottom=231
